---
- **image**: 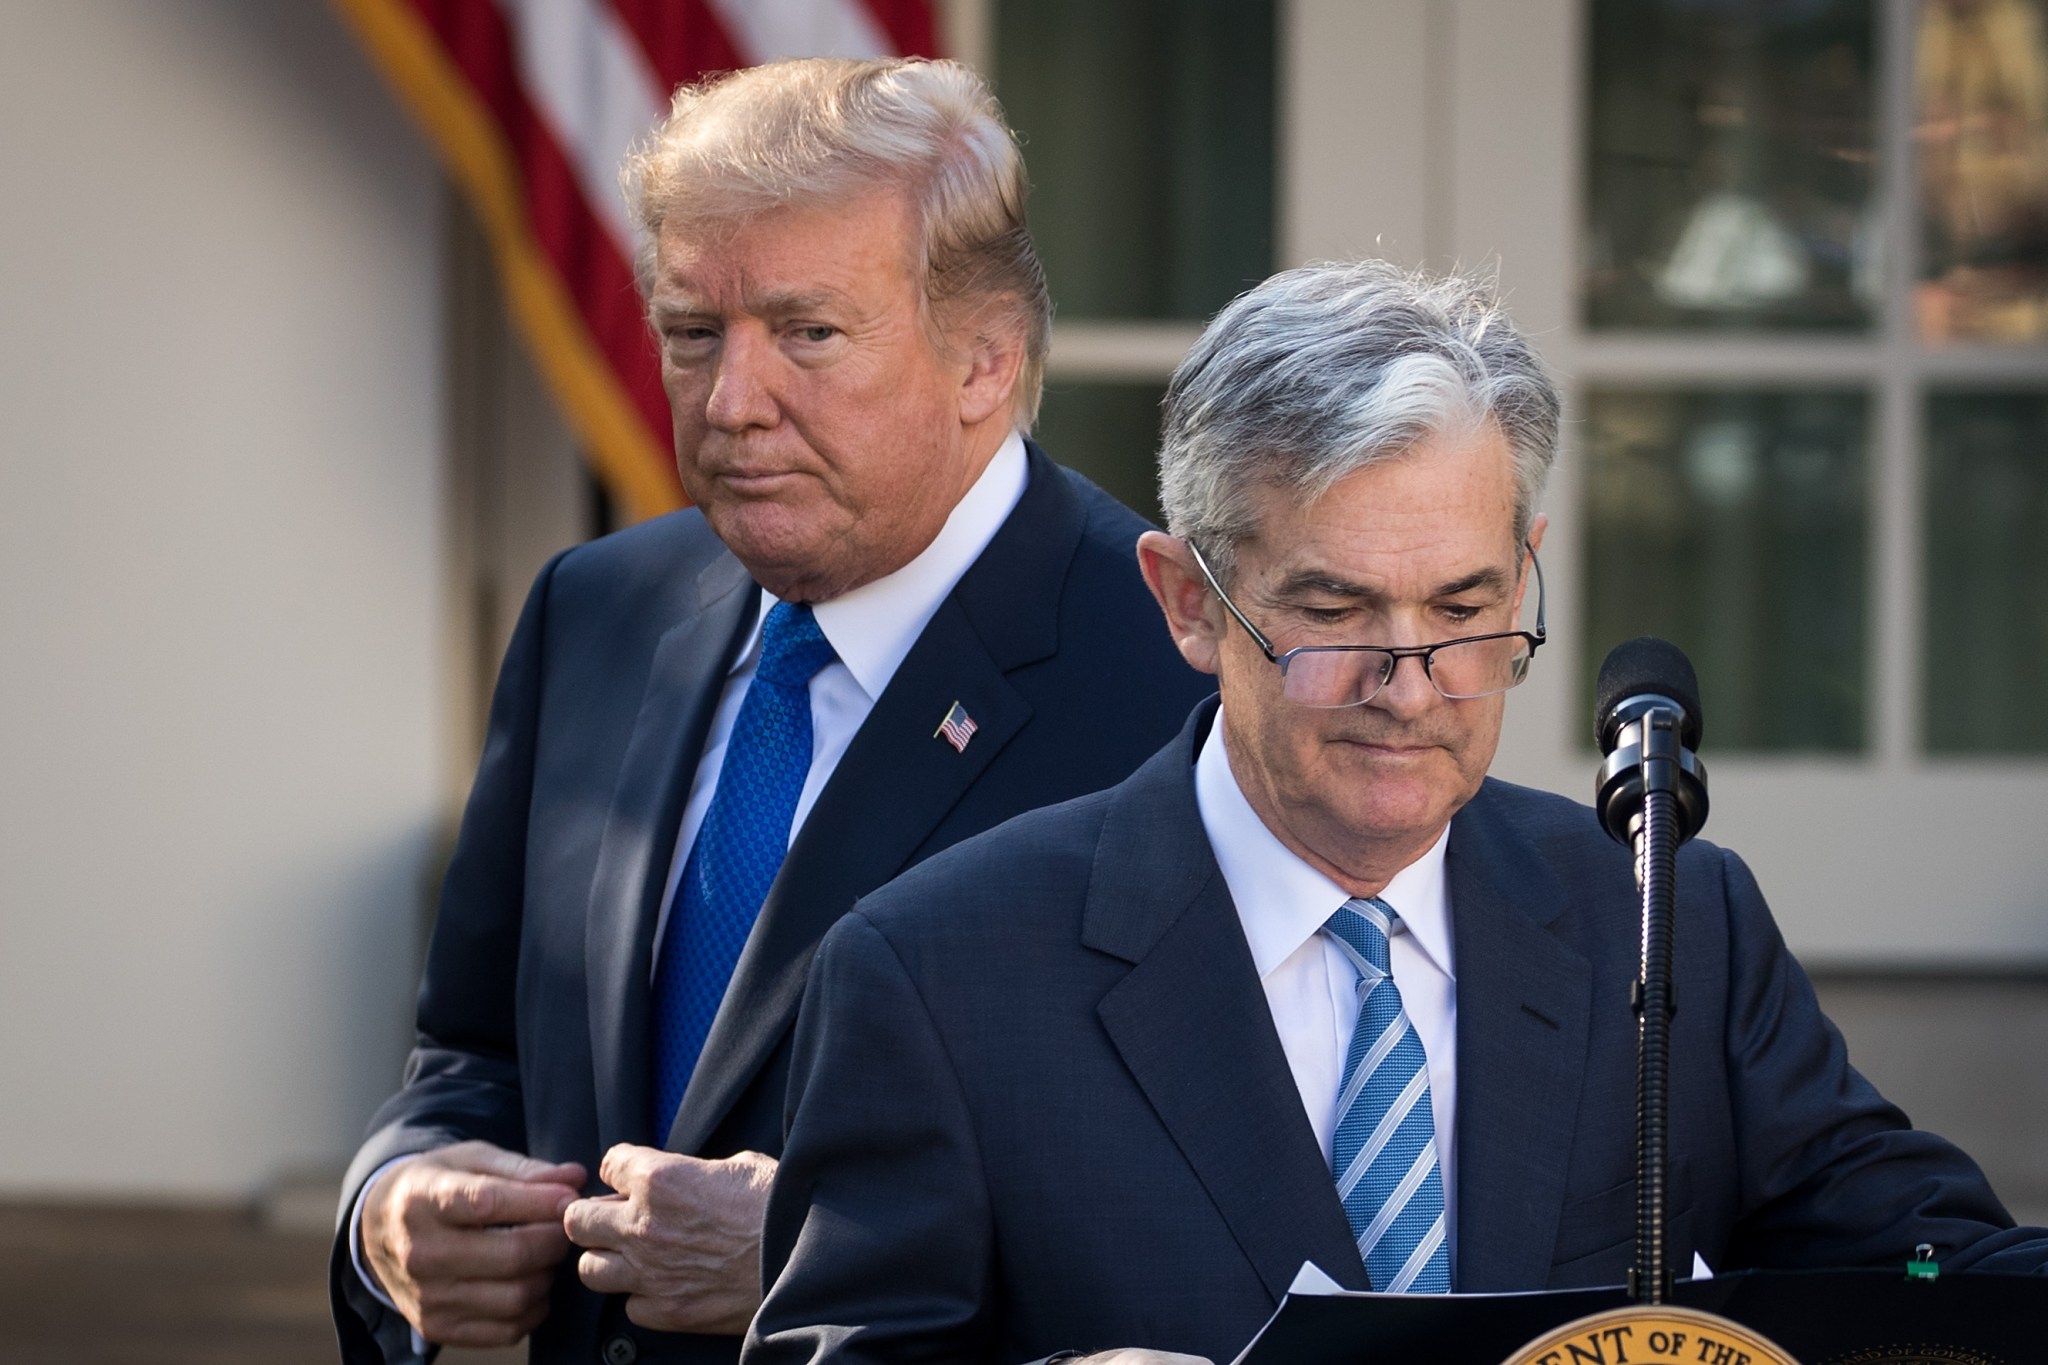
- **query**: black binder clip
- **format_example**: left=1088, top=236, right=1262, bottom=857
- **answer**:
left=1906, top=1242, right=1940, bottom=1280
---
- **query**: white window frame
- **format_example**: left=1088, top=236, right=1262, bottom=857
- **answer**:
left=954, top=0, right=2048, bottom=962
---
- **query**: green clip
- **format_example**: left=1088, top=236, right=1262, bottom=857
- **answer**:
left=1906, top=1243, right=1940, bottom=1280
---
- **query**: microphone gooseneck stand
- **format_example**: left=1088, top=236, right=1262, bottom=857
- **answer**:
left=1489, top=638, right=1812, bottom=1365
left=1597, top=690, right=1708, bottom=1306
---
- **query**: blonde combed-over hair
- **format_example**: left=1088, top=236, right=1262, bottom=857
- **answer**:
left=622, top=57, right=1052, bottom=427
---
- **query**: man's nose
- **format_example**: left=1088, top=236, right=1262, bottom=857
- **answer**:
left=704, top=328, right=779, bottom=432
left=1370, top=650, right=1439, bottom=718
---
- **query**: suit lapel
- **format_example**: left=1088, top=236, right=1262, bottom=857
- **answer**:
left=666, top=598, right=1029, bottom=1151
left=1448, top=782, right=1593, bottom=1292
left=585, top=552, right=756, bottom=1154
left=663, top=445, right=1082, bottom=1153
left=1089, top=705, right=1370, bottom=1302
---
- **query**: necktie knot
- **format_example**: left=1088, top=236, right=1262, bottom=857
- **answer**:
left=756, top=601, right=837, bottom=689
left=1325, top=897, right=1395, bottom=975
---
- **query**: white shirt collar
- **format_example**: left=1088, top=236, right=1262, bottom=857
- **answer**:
left=1194, top=708, right=1455, bottom=982
left=731, top=430, right=1030, bottom=698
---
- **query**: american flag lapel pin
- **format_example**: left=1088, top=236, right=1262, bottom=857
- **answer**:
left=934, top=700, right=978, bottom=753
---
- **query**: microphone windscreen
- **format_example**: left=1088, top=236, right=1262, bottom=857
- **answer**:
left=1595, top=637, right=1703, bottom=753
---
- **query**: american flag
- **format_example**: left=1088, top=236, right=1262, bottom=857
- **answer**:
left=331, top=0, right=939, bottom=522
left=935, top=700, right=978, bottom=753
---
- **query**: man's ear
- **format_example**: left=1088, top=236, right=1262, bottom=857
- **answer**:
left=956, top=319, right=1025, bottom=428
left=1137, top=531, right=1224, bottom=677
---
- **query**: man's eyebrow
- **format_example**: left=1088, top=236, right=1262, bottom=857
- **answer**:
left=647, top=297, right=701, bottom=327
left=1432, top=566, right=1510, bottom=598
left=648, top=288, right=852, bottom=326
left=751, top=287, right=851, bottom=316
left=1269, top=565, right=1512, bottom=600
left=1272, top=570, right=1380, bottom=600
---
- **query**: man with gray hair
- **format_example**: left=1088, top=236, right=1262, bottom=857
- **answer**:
left=333, top=57, right=1209, bottom=1365
left=747, top=259, right=2045, bottom=1365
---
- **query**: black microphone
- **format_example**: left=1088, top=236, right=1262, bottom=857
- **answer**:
left=1595, top=637, right=1708, bottom=847
left=1591, top=637, right=1709, bottom=1305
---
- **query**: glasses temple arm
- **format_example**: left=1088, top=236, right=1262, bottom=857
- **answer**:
left=1186, top=540, right=1282, bottom=662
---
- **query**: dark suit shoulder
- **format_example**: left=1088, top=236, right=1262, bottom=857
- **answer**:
left=1469, top=775, right=1618, bottom=844
left=510, top=511, right=755, bottom=709
left=1058, top=463, right=1156, bottom=547
left=1036, top=464, right=1211, bottom=693
left=543, top=507, right=731, bottom=609
left=1051, top=467, right=1162, bottom=606
left=1466, top=775, right=1739, bottom=889
left=846, top=784, right=1119, bottom=954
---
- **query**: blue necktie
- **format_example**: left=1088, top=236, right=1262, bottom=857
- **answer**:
left=651, top=601, right=837, bottom=1135
left=1325, top=897, right=1452, bottom=1294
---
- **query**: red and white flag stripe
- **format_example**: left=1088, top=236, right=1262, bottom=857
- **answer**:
left=333, top=0, right=938, bottom=521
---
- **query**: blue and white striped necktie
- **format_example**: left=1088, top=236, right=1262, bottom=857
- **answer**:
left=1324, top=896, right=1452, bottom=1294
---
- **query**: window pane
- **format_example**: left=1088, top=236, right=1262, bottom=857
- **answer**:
left=993, top=0, right=1275, bottom=320
left=1923, top=392, right=2048, bottom=752
left=1916, top=0, right=2048, bottom=342
left=1583, top=389, right=1870, bottom=751
left=1032, top=380, right=1167, bottom=525
left=1585, top=0, right=1878, bottom=332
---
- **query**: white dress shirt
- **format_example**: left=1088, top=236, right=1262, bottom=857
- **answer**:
left=353, top=431, right=1029, bottom=1324
left=1192, top=711, right=1460, bottom=1265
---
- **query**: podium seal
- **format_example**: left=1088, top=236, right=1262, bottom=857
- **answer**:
left=1502, top=1304, right=1801, bottom=1365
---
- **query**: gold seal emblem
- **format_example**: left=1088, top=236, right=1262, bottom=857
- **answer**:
left=1501, top=1304, right=1802, bottom=1365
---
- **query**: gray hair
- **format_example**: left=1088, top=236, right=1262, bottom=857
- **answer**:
left=1159, top=260, right=1559, bottom=580
left=621, top=57, right=1052, bottom=426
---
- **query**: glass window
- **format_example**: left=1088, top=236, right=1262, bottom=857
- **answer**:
left=1923, top=391, right=2048, bottom=752
left=1582, top=388, right=1871, bottom=751
left=1031, top=381, right=1167, bottom=524
left=1584, top=0, right=1878, bottom=332
left=1916, top=0, right=2048, bottom=342
left=993, top=0, right=1275, bottom=320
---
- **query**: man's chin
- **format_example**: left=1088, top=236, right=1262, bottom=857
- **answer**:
left=1348, top=741, right=1441, bottom=764
left=1337, top=754, right=1462, bottom=833
left=1333, top=738, right=1453, bottom=786
left=701, top=505, right=844, bottom=578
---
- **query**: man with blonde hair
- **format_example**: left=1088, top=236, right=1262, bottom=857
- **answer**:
left=334, top=57, right=1208, bottom=1365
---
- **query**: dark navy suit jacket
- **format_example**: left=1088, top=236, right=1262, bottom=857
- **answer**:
left=331, top=447, right=1215, bottom=1364
left=750, top=698, right=2046, bottom=1365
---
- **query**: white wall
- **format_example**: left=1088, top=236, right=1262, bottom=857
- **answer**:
left=0, top=0, right=445, bottom=1197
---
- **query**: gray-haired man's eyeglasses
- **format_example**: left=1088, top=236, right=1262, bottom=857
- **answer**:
left=1185, top=540, right=1547, bottom=709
